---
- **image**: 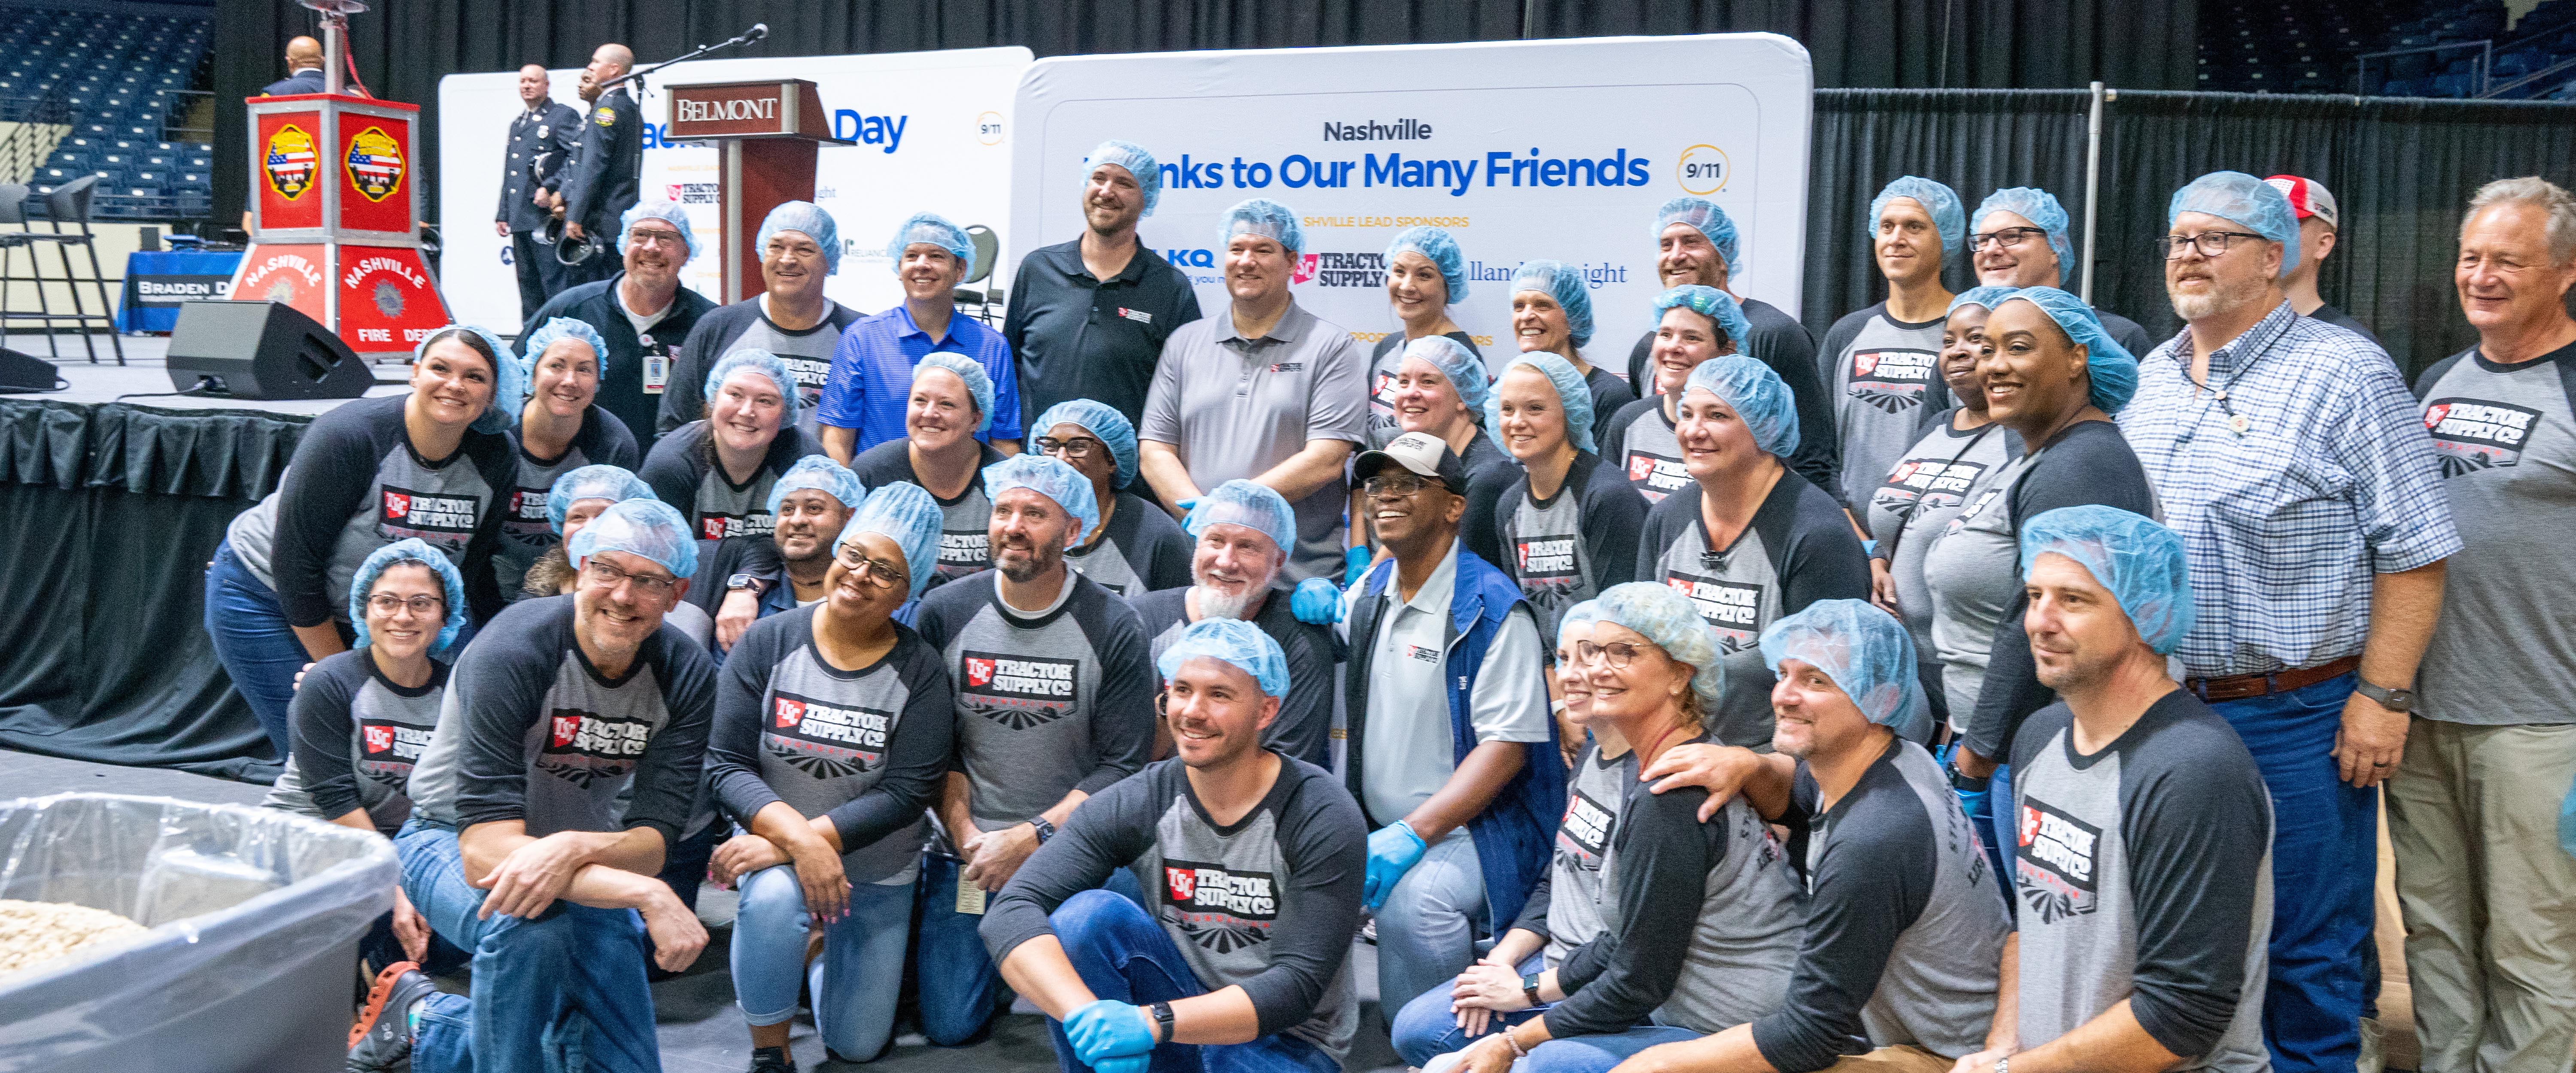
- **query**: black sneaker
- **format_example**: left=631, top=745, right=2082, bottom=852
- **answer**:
left=347, top=961, right=435, bottom=1072
left=749, top=1045, right=794, bottom=1073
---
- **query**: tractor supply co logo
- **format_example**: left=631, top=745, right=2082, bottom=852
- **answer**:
left=1162, top=859, right=1279, bottom=954
left=346, top=126, right=405, bottom=202
left=778, top=355, right=830, bottom=406
left=264, top=124, right=317, bottom=199
left=382, top=486, right=480, bottom=547
left=1291, top=254, right=1319, bottom=285
left=2016, top=796, right=2101, bottom=923
left=1514, top=535, right=1585, bottom=617
left=698, top=511, right=776, bottom=542
left=501, top=487, right=554, bottom=543
left=1405, top=643, right=1441, bottom=664
left=2424, top=397, right=2541, bottom=477
left=960, top=650, right=1078, bottom=730
left=665, top=182, right=719, bottom=205
left=1624, top=448, right=1691, bottom=502
left=358, top=718, right=433, bottom=777
left=1557, top=787, right=1615, bottom=870
left=1847, top=349, right=1938, bottom=413
left=1664, top=570, right=1761, bottom=650
left=537, top=709, right=653, bottom=788
left=936, top=528, right=990, bottom=581
left=1116, top=307, right=1152, bottom=324
left=1268, top=362, right=1304, bottom=374
left=1306, top=251, right=1387, bottom=288
left=765, top=690, right=892, bottom=778
left=1873, top=459, right=1991, bottom=517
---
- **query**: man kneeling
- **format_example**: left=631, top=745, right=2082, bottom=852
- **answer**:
left=982, top=618, right=1366, bottom=1073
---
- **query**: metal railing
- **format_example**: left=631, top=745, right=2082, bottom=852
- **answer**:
left=2481, top=51, right=2576, bottom=99
left=0, top=90, right=71, bottom=184
left=2355, top=39, right=2493, bottom=96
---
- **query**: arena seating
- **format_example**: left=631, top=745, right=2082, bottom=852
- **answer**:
left=0, top=6, right=212, bottom=218
left=2197, top=0, right=2576, bottom=101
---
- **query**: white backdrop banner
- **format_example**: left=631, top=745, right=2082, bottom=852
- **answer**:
left=437, top=46, right=1032, bottom=329
left=1007, top=34, right=1812, bottom=364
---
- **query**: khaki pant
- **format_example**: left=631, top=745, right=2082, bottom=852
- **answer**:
left=1818, top=1045, right=1956, bottom=1073
left=2386, top=718, right=2576, bottom=1073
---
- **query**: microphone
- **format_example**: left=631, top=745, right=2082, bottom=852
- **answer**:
left=744, top=23, right=768, bottom=42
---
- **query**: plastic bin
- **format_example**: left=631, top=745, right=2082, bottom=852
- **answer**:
left=0, top=793, right=396, bottom=1073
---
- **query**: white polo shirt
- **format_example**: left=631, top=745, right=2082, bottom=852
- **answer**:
left=1346, top=538, right=1551, bottom=825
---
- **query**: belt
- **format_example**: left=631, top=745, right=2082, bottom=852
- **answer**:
left=2185, top=654, right=2360, bottom=703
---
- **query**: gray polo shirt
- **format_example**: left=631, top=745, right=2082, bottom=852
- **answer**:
left=1140, top=300, right=1370, bottom=583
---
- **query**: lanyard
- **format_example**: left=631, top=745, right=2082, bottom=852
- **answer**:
left=2190, top=324, right=2285, bottom=438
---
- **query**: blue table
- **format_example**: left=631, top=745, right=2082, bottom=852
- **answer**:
left=115, top=249, right=242, bottom=332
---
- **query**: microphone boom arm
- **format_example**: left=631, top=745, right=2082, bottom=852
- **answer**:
left=595, top=24, right=767, bottom=93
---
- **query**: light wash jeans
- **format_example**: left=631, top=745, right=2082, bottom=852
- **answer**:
left=731, top=864, right=915, bottom=1060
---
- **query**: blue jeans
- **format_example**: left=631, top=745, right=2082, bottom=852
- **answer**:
left=395, top=821, right=663, bottom=1073
left=1376, top=831, right=1488, bottom=1017
left=734, top=865, right=915, bottom=1059
left=1423, top=1024, right=1698, bottom=1073
left=1988, top=761, right=2017, bottom=893
left=1047, top=889, right=1339, bottom=1073
left=204, top=539, right=306, bottom=761
left=2211, top=671, right=2372, bottom=1073
left=1389, top=952, right=1546, bottom=1067
left=914, top=850, right=1146, bottom=1046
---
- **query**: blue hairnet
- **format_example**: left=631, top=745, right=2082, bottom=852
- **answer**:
left=913, top=352, right=995, bottom=434
left=1217, top=197, right=1303, bottom=257
left=766, top=455, right=866, bottom=515
left=1594, top=582, right=1725, bottom=709
left=1157, top=617, right=1290, bottom=699
left=1650, top=285, right=1753, bottom=350
left=1867, top=176, right=1966, bottom=262
left=836, top=480, right=943, bottom=599
left=2168, top=170, right=2300, bottom=279
left=2018, top=506, right=2196, bottom=655
left=349, top=537, right=469, bottom=654
left=417, top=325, right=523, bottom=436
left=1996, top=287, right=2138, bottom=414
left=1084, top=140, right=1162, bottom=218
left=886, top=212, right=976, bottom=279
left=1759, top=599, right=1928, bottom=741
left=984, top=453, right=1100, bottom=549
left=1184, top=479, right=1296, bottom=556
left=1681, top=354, right=1801, bottom=458
left=517, top=317, right=608, bottom=389
left=703, top=349, right=802, bottom=427
left=1384, top=226, right=1468, bottom=303
left=1947, top=285, right=2020, bottom=318
left=1398, top=335, right=1491, bottom=422
left=1511, top=259, right=1596, bottom=347
left=1483, top=352, right=1596, bottom=455
left=568, top=497, right=699, bottom=580
left=1033, top=400, right=1138, bottom=490
left=546, top=464, right=655, bottom=533
left=756, top=200, right=840, bottom=276
left=1972, top=187, right=2075, bottom=283
left=618, top=201, right=700, bottom=260
left=1653, top=196, right=1740, bottom=273
left=1558, top=599, right=1601, bottom=645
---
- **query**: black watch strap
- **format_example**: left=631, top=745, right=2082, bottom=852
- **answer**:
left=1522, top=973, right=1544, bottom=1006
left=1150, top=1000, right=1176, bottom=1042
left=1030, top=816, right=1057, bottom=844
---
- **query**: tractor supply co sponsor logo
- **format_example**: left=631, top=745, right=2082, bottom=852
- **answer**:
left=2424, top=397, right=2541, bottom=477
left=1302, top=251, right=1387, bottom=288
left=766, top=689, right=892, bottom=778
left=502, top=487, right=554, bottom=543
left=346, top=126, right=405, bottom=202
left=936, top=529, right=989, bottom=580
left=699, top=511, right=776, bottom=542
left=1873, top=459, right=1990, bottom=516
left=960, top=651, right=1078, bottom=730
left=777, top=355, right=830, bottom=406
left=1116, top=307, right=1152, bottom=324
left=358, top=718, right=434, bottom=776
left=1162, top=859, right=1278, bottom=954
left=537, top=709, right=653, bottom=788
left=1323, top=117, right=1434, bottom=142
left=1847, top=349, right=1938, bottom=413
left=1405, top=643, right=1441, bottom=664
left=264, top=124, right=317, bottom=199
left=665, top=182, right=719, bottom=205
left=2015, top=796, right=2101, bottom=923
left=1624, top=449, right=1691, bottom=502
left=1268, top=362, right=1304, bottom=374
left=382, top=486, right=480, bottom=543
left=1291, top=255, right=1319, bottom=285
left=1516, top=536, right=1580, bottom=581
left=1557, top=788, right=1615, bottom=869
left=1664, top=570, right=1761, bottom=649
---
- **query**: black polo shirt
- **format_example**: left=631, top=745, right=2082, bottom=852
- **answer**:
left=1002, top=237, right=1204, bottom=429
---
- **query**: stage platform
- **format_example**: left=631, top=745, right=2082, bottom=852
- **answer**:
left=30, top=333, right=413, bottom=412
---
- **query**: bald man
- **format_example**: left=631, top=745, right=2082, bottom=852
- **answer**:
left=262, top=36, right=326, bottom=96
left=498, top=64, right=582, bottom=316
left=557, top=44, right=644, bottom=286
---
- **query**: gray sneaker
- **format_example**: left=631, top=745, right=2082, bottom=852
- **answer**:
left=347, top=961, right=436, bottom=1072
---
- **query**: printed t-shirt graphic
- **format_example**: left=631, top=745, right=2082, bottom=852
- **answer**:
left=1874, top=455, right=1991, bottom=518
left=1163, top=858, right=1280, bottom=955
left=1619, top=410, right=1692, bottom=503
left=767, top=689, right=893, bottom=778
left=382, top=486, right=483, bottom=547
left=1847, top=346, right=1938, bottom=414
left=960, top=649, right=1080, bottom=730
left=2015, top=794, right=2102, bottom=923
left=2423, top=396, right=2541, bottom=476
left=539, top=706, right=656, bottom=788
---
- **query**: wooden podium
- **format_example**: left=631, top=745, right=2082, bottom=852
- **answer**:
left=663, top=79, right=852, bottom=304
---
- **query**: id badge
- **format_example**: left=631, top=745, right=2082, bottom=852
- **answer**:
left=954, top=879, right=987, bottom=915
left=642, top=345, right=668, bottom=394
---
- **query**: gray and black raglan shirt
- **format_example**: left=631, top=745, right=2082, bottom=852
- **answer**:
left=2008, top=693, right=2274, bottom=1073
left=1065, top=490, right=1195, bottom=597
left=1509, top=740, right=1638, bottom=965
left=1131, top=585, right=1340, bottom=769
left=1600, top=396, right=1692, bottom=504
left=1753, top=737, right=2008, bottom=1071
left=704, top=605, right=954, bottom=885
left=638, top=418, right=826, bottom=546
left=1821, top=303, right=1950, bottom=510
left=912, top=570, right=1154, bottom=833
left=1496, top=450, right=1650, bottom=647
left=266, top=649, right=450, bottom=831
left=984, top=756, right=1367, bottom=1061
left=1863, top=411, right=2018, bottom=664
left=662, top=297, right=866, bottom=440
left=408, top=595, right=717, bottom=843
left=1547, top=734, right=1804, bottom=1038
left=497, top=405, right=641, bottom=600
left=850, top=438, right=1009, bottom=591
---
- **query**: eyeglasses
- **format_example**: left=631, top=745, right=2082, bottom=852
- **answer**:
left=2155, top=231, right=2268, bottom=260
left=832, top=545, right=907, bottom=589
left=1362, top=474, right=1436, bottom=498
left=365, top=594, right=446, bottom=616
left=1573, top=640, right=1649, bottom=668
left=584, top=560, right=680, bottom=597
left=1968, top=226, right=2046, bottom=252
left=626, top=228, right=686, bottom=249
left=1035, top=436, right=1103, bottom=459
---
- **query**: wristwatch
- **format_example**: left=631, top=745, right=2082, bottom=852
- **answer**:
left=725, top=572, right=763, bottom=593
left=1149, top=1000, right=1176, bottom=1043
left=2354, top=678, right=2416, bottom=713
left=1029, top=816, right=1057, bottom=844
left=1521, top=973, right=1544, bottom=1007
left=1994, top=1057, right=2009, bottom=1073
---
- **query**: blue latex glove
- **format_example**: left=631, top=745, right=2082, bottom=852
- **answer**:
left=1938, top=743, right=1991, bottom=839
left=1174, top=497, right=1200, bottom=513
left=1064, top=999, right=1157, bottom=1066
left=1290, top=577, right=1344, bottom=625
left=1362, top=821, right=1427, bottom=910
left=1343, top=545, right=1372, bottom=587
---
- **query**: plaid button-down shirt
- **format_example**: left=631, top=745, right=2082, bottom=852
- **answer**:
left=2118, top=300, right=2460, bottom=677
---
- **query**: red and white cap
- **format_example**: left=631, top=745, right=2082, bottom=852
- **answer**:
left=2263, top=175, right=2339, bottom=230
